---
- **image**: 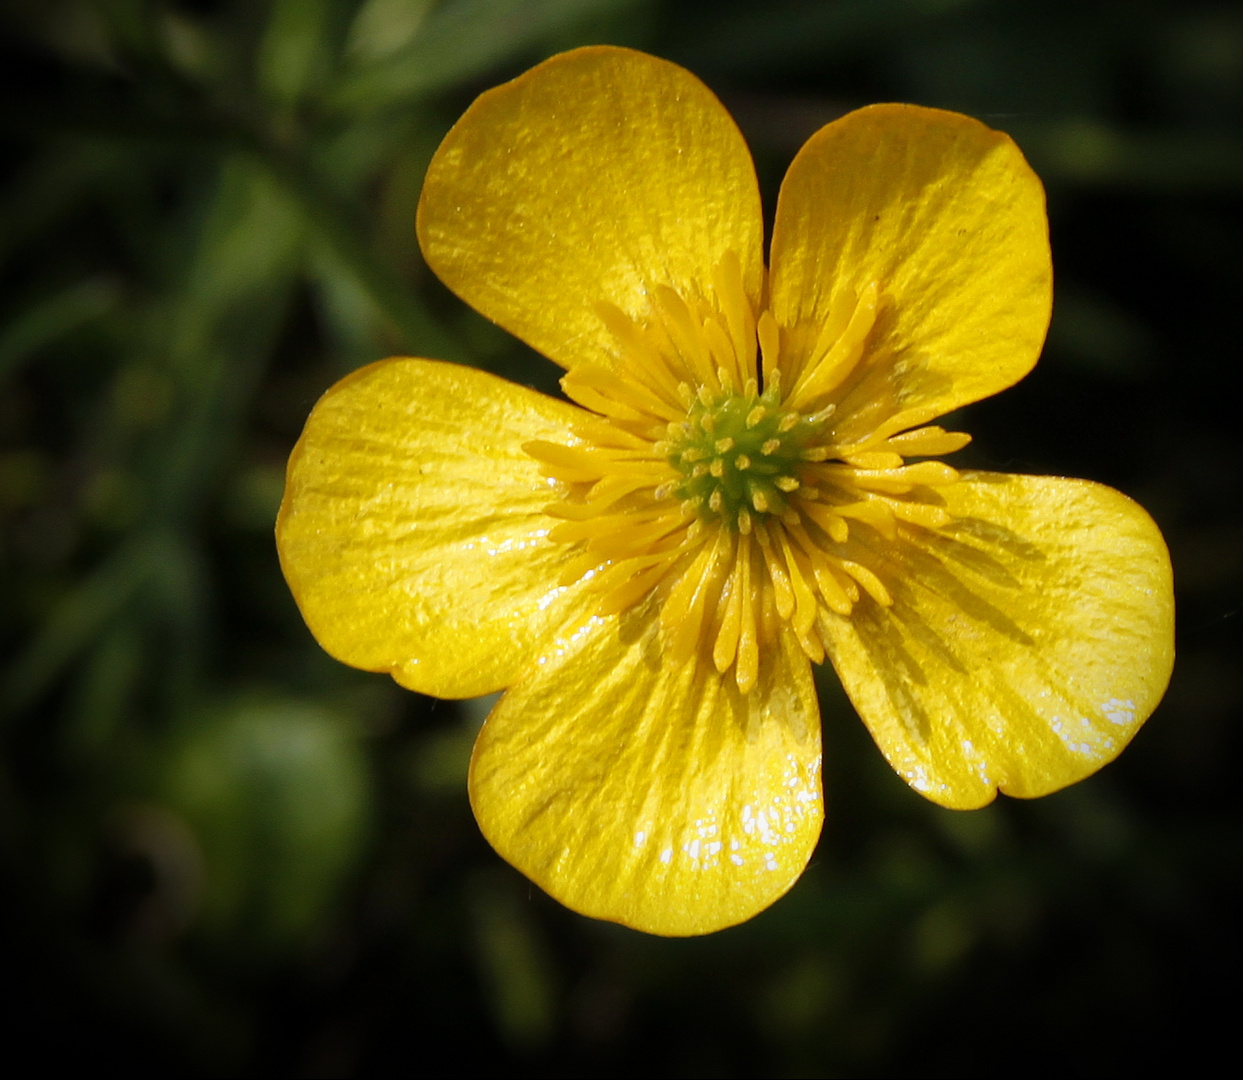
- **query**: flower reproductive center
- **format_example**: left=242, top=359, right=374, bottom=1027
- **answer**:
left=524, top=252, right=972, bottom=696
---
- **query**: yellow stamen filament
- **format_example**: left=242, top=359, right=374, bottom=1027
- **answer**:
left=787, top=281, right=879, bottom=411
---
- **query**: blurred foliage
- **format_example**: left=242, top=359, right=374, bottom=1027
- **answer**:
left=1, top=0, right=1239, bottom=1075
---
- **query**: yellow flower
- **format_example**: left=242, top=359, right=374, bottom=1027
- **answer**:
left=277, top=47, right=1174, bottom=936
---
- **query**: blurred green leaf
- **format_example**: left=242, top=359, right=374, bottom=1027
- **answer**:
left=347, top=0, right=437, bottom=63
left=1018, top=119, right=1243, bottom=189
left=469, top=868, right=557, bottom=1050
left=0, top=278, right=121, bottom=382
left=1047, top=288, right=1156, bottom=379
left=1, top=535, right=150, bottom=719
left=257, top=0, right=336, bottom=107
left=161, top=697, right=372, bottom=949
left=329, top=0, right=640, bottom=114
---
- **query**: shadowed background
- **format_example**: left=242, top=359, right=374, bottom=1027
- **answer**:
left=1, top=0, right=1238, bottom=1075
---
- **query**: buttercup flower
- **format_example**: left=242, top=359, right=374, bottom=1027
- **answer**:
left=277, top=47, right=1174, bottom=936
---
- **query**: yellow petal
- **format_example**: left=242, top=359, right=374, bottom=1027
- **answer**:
left=417, top=45, right=763, bottom=372
left=770, top=105, right=1051, bottom=422
left=819, top=474, right=1174, bottom=808
left=277, top=358, right=597, bottom=699
left=469, top=602, right=822, bottom=936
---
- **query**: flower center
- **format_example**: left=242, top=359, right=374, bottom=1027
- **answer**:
left=666, top=382, right=828, bottom=532
left=522, top=253, right=970, bottom=695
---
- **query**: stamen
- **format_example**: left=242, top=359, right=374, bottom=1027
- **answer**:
left=712, top=250, right=757, bottom=384
left=757, top=309, right=781, bottom=388
left=531, top=272, right=964, bottom=698
left=794, top=280, right=879, bottom=410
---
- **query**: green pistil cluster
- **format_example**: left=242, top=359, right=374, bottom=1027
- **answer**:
left=663, top=382, right=828, bottom=530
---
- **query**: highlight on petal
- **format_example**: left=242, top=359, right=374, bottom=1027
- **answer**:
left=417, top=45, right=764, bottom=372
left=769, top=105, right=1052, bottom=428
left=819, top=474, right=1174, bottom=808
left=276, top=358, right=599, bottom=699
left=469, top=601, right=823, bottom=936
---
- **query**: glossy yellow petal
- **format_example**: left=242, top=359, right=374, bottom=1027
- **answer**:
left=417, top=45, right=764, bottom=371
left=277, top=358, right=598, bottom=699
left=769, top=105, right=1051, bottom=423
left=469, top=602, right=822, bottom=936
left=819, top=474, right=1174, bottom=808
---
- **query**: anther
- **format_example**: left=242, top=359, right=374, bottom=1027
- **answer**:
left=698, top=386, right=715, bottom=407
left=778, top=413, right=799, bottom=433
left=801, top=447, right=830, bottom=461
left=700, top=414, right=716, bottom=434
left=692, top=463, right=709, bottom=478
left=746, top=406, right=767, bottom=428
left=752, top=490, right=771, bottom=513
left=775, top=476, right=799, bottom=492
left=714, top=437, right=735, bottom=453
left=708, top=490, right=723, bottom=513
left=709, top=459, right=725, bottom=478
left=760, top=438, right=781, bottom=456
left=743, top=377, right=758, bottom=398
left=736, top=455, right=752, bottom=471
left=738, top=508, right=753, bottom=534
left=681, top=448, right=705, bottom=463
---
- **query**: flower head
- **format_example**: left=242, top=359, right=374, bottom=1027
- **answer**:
left=277, top=47, right=1174, bottom=936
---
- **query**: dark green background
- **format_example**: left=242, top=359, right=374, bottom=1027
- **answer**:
left=2, top=1, right=1238, bottom=1075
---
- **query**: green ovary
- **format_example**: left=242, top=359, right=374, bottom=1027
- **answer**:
left=668, top=384, right=826, bottom=528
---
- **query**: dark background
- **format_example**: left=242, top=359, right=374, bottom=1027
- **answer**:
left=1, top=1, right=1239, bottom=1075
